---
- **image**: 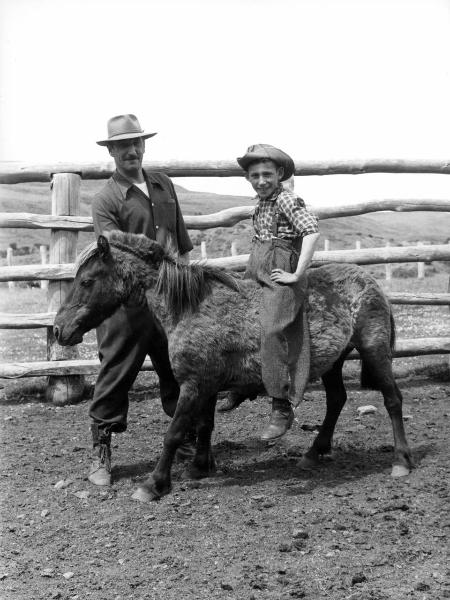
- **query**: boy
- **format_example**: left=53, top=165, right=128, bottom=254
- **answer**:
left=237, top=144, right=320, bottom=440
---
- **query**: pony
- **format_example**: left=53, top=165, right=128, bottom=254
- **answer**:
left=54, top=232, right=413, bottom=502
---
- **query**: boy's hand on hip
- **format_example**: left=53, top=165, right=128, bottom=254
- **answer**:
left=270, top=269, right=299, bottom=285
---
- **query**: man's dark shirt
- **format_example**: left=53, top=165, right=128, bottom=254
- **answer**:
left=92, top=169, right=193, bottom=255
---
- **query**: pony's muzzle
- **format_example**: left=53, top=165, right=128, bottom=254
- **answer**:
left=52, top=320, right=84, bottom=346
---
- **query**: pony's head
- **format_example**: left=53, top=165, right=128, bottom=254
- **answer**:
left=54, top=230, right=241, bottom=346
left=53, top=233, right=164, bottom=345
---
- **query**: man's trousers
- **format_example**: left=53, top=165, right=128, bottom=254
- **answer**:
left=89, top=303, right=179, bottom=433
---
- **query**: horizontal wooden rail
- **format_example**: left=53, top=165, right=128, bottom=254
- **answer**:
left=1, top=244, right=450, bottom=281
left=2, top=159, right=450, bottom=183
left=313, top=198, right=450, bottom=218
left=2, top=198, right=450, bottom=232
left=1, top=337, right=449, bottom=378
left=205, top=245, right=450, bottom=272
left=0, top=263, right=75, bottom=281
left=386, top=293, right=450, bottom=305
left=0, top=213, right=94, bottom=232
left=1, top=292, right=449, bottom=329
left=0, top=312, right=56, bottom=328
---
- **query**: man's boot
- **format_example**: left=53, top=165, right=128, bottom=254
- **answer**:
left=88, top=424, right=112, bottom=486
left=260, top=398, right=294, bottom=441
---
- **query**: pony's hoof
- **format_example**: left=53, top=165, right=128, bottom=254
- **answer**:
left=391, top=464, right=410, bottom=478
left=131, top=486, right=157, bottom=503
left=298, top=455, right=319, bottom=470
left=131, top=477, right=172, bottom=502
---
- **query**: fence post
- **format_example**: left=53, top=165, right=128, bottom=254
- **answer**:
left=40, top=245, right=48, bottom=290
left=201, top=241, right=207, bottom=259
left=46, top=173, right=84, bottom=405
left=6, top=246, right=15, bottom=289
left=324, top=239, right=330, bottom=251
left=231, top=241, right=238, bottom=256
left=417, top=242, right=425, bottom=279
left=385, top=242, right=392, bottom=280
left=355, top=240, right=361, bottom=250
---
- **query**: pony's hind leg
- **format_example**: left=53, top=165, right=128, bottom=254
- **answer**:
left=300, top=355, right=347, bottom=469
left=132, top=382, right=199, bottom=502
left=359, top=349, right=413, bottom=477
left=184, top=394, right=217, bottom=480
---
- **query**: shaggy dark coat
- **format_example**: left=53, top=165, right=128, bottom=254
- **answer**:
left=54, top=232, right=413, bottom=501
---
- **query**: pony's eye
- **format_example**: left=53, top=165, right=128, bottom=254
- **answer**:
left=81, top=279, right=93, bottom=288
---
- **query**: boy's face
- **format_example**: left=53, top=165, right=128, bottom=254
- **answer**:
left=246, top=160, right=284, bottom=200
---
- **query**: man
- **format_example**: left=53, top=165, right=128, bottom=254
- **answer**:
left=89, top=114, right=193, bottom=486
left=237, top=144, right=320, bottom=440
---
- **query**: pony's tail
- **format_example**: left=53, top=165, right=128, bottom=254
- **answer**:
left=360, top=307, right=396, bottom=390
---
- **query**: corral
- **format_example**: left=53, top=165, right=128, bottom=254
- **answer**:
left=0, top=160, right=449, bottom=600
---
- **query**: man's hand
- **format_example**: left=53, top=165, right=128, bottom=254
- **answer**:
left=270, top=269, right=300, bottom=285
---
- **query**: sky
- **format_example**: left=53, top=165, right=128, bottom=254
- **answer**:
left=1, top=0, right=450, bottom=203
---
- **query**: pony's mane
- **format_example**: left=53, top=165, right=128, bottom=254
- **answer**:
left=107, top=230, right=168, bottom=264
left=75, top=230, right=241, bottom=315
left=156, top=260, right=241, bottom=316
left=74, top=231, right=167, bottom=275
left=74, top=241, right=99, bottom=274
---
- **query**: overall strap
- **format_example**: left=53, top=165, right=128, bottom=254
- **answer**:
left=270, top=191, right=303, bottom=253
left=271, top=196, right=280, bottom=238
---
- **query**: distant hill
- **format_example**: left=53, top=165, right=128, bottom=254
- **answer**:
left=1, top=181, right=449, bottom=268
left=0, top=181, right=252, bottom=217
left=0, top=181, right=254, bottom=252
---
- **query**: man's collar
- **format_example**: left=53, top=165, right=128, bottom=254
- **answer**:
left=112, top=169, right=163, bottom=191
left=145, top=171, right=165, bottom=186
left=112, top=170, right=135, bottom=193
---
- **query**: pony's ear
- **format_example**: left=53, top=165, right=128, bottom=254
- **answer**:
left=97, top=235, right=111, bottom=261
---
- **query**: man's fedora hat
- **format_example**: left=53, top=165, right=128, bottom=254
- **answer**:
left=237, top=144, right=295, bottom=181
left=96, top=114, right=157, bottom=146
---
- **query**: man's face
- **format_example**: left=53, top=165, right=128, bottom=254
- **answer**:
left=246, top=160, right=284, bottom=200
left=108, top=138, right=145, bottom=176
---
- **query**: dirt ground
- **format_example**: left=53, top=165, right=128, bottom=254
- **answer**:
left=0, top=372, right=449, bottom=600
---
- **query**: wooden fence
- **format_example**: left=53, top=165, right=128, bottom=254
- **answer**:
left=1, top=159, right=450, bottom=405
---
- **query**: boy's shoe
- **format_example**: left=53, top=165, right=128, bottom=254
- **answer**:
left=260, top=398, right=294, bottom=441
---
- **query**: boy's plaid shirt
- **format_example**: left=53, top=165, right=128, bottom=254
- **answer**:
left=253, top=187, right=319, bottom=241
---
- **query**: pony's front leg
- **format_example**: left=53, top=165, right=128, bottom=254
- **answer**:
left=132, top=383, right=198, bottom=502
left=184, top=394, right=217, bottom=480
